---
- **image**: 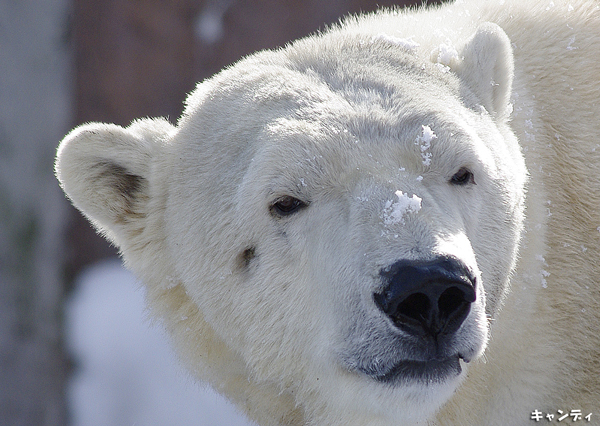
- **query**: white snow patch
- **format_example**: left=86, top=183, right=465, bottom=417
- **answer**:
left=419, top=125, right=437, bottom=145
left=506, top=102, right=514, bottom=116
left=66, top=259, right=256, bottom=426
left=566, top=36, right=578, bottom=51
left=383, top=190, right=422, bottom=225
left=435, top=63, right=451, bottom=73
left=416, top=125, right=436, bottom=166
left=431, top=41, right=460, bottom=68
left=372, top=34, right=420, bottom=51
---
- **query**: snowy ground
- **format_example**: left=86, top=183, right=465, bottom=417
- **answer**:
left=65, top=259, right=256, bottom=426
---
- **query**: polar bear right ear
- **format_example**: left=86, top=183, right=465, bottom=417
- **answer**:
left=55, top=118, right=173, bottom=243
left=455, top=22, right=514, bottom=121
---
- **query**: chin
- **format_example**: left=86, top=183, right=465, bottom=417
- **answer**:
left=311, top=358, right=468, bottom=426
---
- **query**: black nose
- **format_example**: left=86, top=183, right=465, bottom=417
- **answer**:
left=374, top=256, right=476, bottom=338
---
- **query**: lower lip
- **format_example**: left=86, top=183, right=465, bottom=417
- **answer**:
left=375, top=356, right=463, bottom=384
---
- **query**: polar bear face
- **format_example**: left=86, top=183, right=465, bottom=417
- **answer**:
left=165, top=26, right=525, bottom=422
left=57, top=23, right=527, bottom=425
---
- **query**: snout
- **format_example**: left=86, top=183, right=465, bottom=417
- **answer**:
left=374, top=256, right=476, bottom=339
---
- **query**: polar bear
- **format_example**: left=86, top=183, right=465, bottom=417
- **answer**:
left=56, top=0, right=600, bottom=425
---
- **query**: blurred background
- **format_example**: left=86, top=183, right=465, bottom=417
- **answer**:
left=0, top=1, right=443, bottom=425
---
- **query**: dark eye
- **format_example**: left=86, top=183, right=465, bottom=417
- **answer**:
left=270, top=196, right=308, bottom=217
left=450, top=167, right=475, bottom=186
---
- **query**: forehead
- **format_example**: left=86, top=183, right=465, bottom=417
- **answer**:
left=253, top=62, right=467, bottom=152
left=181, top=39, right=491, bottom=186
left=256, top=81, right=479, bottom=169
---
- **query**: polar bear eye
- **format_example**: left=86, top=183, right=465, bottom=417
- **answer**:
left=450, top=167, right=475, bottom=186
left=270, top=196, right=308, bottom=217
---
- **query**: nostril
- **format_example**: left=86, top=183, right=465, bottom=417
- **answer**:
left=438, top=286, right=473, bottom=318
left=437, top=285, right=475, bottom=334
left=395, top=292, right=430, bottom=326
left=374, top=291, right=433, bottom=335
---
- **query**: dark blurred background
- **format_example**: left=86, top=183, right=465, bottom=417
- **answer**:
left=0, top=1, right=443, bottom=425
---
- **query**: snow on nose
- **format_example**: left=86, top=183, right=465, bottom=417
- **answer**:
left=382, top=190, right=422, bottom=226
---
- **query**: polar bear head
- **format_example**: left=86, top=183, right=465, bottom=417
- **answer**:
left=57, top=22, right=526, bottom=426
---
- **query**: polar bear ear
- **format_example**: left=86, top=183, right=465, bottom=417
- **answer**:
left=55, top=118, right=173, bottom=242
left=455, top=22, right=514, bottom=120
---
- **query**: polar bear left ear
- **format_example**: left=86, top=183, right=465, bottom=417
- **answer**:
left=55, top=118, right=174, bottom=244
left=455, top=22, right=514, bottom=120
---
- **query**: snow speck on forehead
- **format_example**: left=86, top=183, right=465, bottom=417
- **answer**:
left=419, top=125, right=436, bottom=144
left=416, top=125, right=436, bottom=166
left=371, top=34, right=420, bottom=52
left=383, top=190, right=422, bottom=225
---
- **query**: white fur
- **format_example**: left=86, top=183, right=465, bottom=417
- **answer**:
left=56, top=0, right=600, bottom=425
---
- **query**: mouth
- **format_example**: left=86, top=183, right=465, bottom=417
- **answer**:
left=374, top=354, right=468, bottom=385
